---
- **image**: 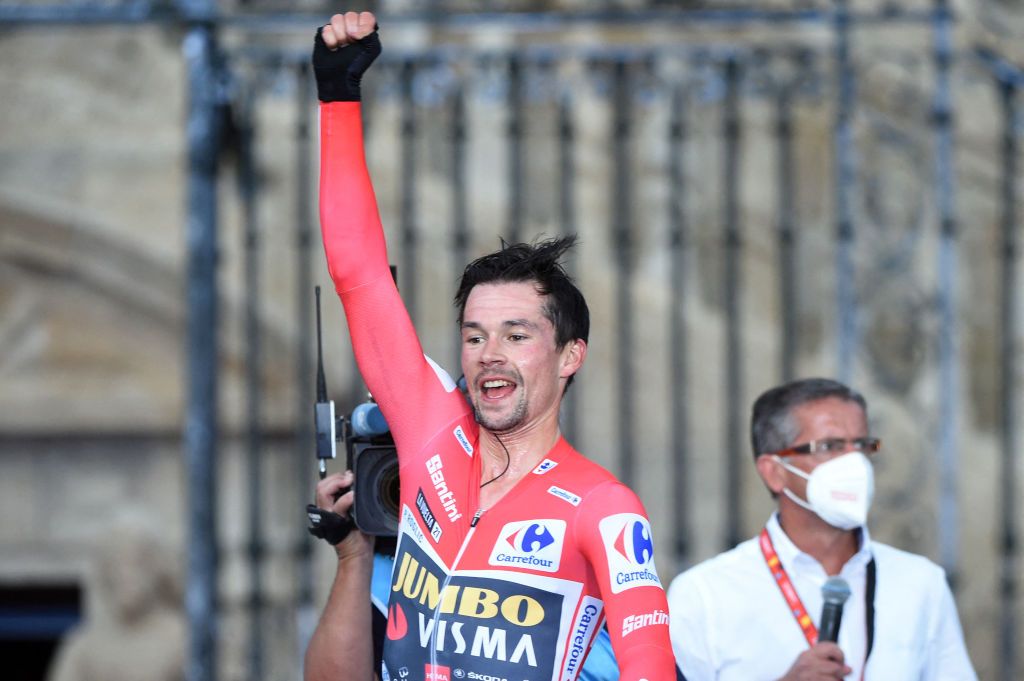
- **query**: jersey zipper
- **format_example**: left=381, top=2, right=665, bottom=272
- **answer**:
left=429, top=508, right=485, bottom=674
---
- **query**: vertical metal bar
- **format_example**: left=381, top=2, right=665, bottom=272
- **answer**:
left=237, top=91, right=264, bottom=681
left=931, top=0, right=961, bottom=590
left=776, top=80, right=798, bottom=382
left=611, top=58, right=635, bottom=488
left=722, top=56, right=744, bottom=550
left=507, top=55, right=525, bottom=244
left=399, top=58, right=419, bottom=322
left=182, top=21, right=221, bottom=681
left=558, top=89, right=579, bottom=443
left=998, top=76, right=1020, bottom=681
left=451, top=81, right=469, bottom=372
left=293, top=62, right=317, bottom=671
left=668, top=85, right=691, bottom=564
left=833, top=0, right=858, bottom=383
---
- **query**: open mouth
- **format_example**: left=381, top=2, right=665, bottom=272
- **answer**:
left=480, top=378, right=517, bottom=400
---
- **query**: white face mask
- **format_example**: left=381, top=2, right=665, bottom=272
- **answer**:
left=773, top=451, right=875, bottom=530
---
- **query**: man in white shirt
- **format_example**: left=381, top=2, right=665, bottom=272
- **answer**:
left=667, top=378, right=977, bottom=680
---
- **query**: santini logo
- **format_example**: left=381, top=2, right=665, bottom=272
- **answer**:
left=488, top=520, right=566, bottom=573
left=621, top=609, right=670, bottom=637
left=426, top=454, right=462, bottom=523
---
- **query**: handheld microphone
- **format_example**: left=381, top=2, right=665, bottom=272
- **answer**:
left=818, top=576, right=852, bottom=643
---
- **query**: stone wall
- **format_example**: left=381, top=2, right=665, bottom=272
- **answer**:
left=1, top=4, right=1021, bottom=679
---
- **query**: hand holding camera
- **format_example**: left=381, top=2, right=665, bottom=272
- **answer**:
left=307, top=470, right=373, bottom=558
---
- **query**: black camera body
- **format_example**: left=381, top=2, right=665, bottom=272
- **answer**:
left=313, top=398, right=400, bottom=538
left=343, top=405, right=400, bottom=537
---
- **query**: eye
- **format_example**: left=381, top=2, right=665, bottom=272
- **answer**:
left=463, top=335, right=484, bottom=345
left=822, top=438, right=847, bottom=453
left=854, top=437, right=881, bottom=453
left=508, top=333, right=528, bottom=342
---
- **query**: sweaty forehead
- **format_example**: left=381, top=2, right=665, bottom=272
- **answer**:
left=463, top=281, right=548, bottom=321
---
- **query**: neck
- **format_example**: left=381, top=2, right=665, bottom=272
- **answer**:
left=475, top=416, right=561, bottom=509
left=479, top=424, right=559, bottom=478
left=776, top=505, right=859, bottom=576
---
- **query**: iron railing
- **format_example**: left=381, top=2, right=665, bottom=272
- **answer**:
left=1, top=3, right=1020, bottom=681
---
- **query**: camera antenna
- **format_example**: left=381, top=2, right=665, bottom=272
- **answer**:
left=316, top=286, right=328, bottom=403
left=313, top=286, right=337, bottom=479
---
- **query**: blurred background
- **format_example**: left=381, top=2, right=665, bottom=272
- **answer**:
left=0, top=0, right=1021, bottom=680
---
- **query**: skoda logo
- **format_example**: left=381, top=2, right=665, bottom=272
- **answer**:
left=453, top=669, right=465, bottom=679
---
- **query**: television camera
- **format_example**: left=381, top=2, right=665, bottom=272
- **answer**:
left=306, top=286, right=400, bottom=546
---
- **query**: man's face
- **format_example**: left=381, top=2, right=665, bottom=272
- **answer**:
left=775, top=396, right=869, bottom=499
left=460, top=281, right=582, bottom=434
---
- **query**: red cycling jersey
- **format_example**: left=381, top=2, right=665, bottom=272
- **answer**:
left=320, top=101, right=676, bottom=681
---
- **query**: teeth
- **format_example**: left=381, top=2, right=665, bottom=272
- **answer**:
left=483, top=380, right=512, bottom=389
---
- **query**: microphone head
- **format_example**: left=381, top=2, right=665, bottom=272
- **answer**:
left=821, top=576, right=851, bottom=606
left=351, top=401, right=390, bottom=437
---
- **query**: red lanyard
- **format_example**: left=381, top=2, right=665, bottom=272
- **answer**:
left=759, top=528, right=819, bottom=646
left=759, top=527, right=874, bottom=680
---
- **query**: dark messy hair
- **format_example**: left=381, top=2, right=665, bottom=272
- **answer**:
left=454, top=235, right=589, bottom=388
left=749, top=377, right=868, bottom=461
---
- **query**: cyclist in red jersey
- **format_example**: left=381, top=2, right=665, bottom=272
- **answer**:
left=305, top=12, right=676, bottom=681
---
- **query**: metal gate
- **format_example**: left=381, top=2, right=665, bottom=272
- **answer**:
left=0, top=2, right=1020, bottom=680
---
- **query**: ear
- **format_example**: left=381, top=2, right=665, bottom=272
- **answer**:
left=559, top=338, right=587, bottom=379
left=756, top=454, right=787, bottom=496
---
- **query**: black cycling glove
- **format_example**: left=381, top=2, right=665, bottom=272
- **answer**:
left=312, top=26, right=382, bottom=103
left=306, top=503, right=354, bottom=545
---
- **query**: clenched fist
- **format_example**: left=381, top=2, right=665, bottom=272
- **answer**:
left=312, top=11, right=381, bottom=102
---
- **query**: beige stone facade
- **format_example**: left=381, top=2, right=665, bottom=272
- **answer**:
left=1, top=3, right=1022, bottom=679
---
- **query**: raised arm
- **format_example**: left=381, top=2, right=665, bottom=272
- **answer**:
left=315, top=12, right=465, bottom=452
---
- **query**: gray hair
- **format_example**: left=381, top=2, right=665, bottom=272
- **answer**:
left=749, top=377, right=868, bottom=460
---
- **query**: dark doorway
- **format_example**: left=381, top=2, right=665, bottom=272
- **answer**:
left=0, top=585, right=81, bottom=681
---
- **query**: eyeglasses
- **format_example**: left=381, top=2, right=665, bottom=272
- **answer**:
left=771, top=437, right=881, bottom=458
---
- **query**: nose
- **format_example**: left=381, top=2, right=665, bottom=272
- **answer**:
left=479, top=335, right=506, bottom=365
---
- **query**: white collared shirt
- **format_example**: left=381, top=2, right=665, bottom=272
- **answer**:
left=667, top=514, right=977, bottom=680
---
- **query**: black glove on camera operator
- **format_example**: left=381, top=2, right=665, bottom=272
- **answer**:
left=308, top=470, right=372, bottom=556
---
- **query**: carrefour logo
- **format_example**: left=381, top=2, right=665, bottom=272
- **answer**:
left=453, top=425, right=474, bottom=456
left=532, top=459, right=558, bottom=474
left=563, top=596, right=603, bottom=680
left=509, top=524, right=555, bottom=553
left=547, top=485, right=581, bottom=506
left=488, top=519, right=565, bottom=573
left=598, top=514, right=661, bottom=594
left=615, top=518, right=654, bottom=565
